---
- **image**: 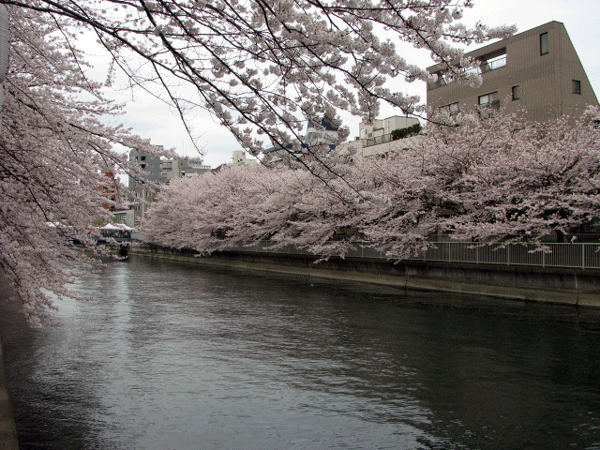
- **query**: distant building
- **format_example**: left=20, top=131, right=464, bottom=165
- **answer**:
left=336, top=116, right=422, bottom=159
left=427, top=21, right=598, bottom=122
left=128, top=146, right=211, bottom=224
left=359, top=116, right=419, bottom=144
left=128, top=146, right=163, bottom=224
left=161, top=157, right=211, bottom=183
left=129, top=146, right=163, bottom=189
left=229, top=150, right=259, bottom=168
left=357, top=116, right=421, bottom=158
left=262, top=118, right=341, bottom=166
left=304, top=118, right=340, bottom=148
left=112, top=208, right=135, bottom=228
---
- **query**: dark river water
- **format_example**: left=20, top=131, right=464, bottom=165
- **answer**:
left=2, top=256, right=600, bottom=450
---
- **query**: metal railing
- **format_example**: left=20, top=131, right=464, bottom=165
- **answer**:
left=413, top=242, right=600, bottom=270
left=226, top=241, right=600, bottom=270
left=363, top=132, right=419, bottom=148
left=363, top=133, right=394, bottom=147
left=427, top=55, right=507, bottom=90
left=480, top=55, right=507, bottom=73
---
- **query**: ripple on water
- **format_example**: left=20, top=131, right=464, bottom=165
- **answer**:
left=3, top=257, right=600, bottom=450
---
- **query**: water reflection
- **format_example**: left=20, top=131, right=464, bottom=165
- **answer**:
left=2, top=257, right=600, bottom=449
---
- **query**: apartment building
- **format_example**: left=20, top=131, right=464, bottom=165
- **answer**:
left=359, top=116, right=419, bottom=143
left=304, top=118, right=340, bottom=148
left=427, top=21, right=598, bottom=122
left=230, top=150, right=259, bottom=168
left=128, top=147, right=162, bottom=189
left=128, top=146, right=212, bottom=224
left=333, top=116, right=422, bottom=159
left=161, top=157, right=211, bottom=183
left=262, top=118, right=341, bottom=166
left=358, top=116, right=421, bottom=157
left=127, top=147, right=161, bottom=224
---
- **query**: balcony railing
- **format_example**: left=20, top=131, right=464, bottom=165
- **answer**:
left=480, top=55, right=507, bottom=73
left=363, top=133, right=394, bottom=148
left=428, top=55, right=507, bottom=90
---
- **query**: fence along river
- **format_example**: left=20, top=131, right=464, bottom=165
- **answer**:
left=223, top=240, right=600, bottom=270
left=2, top=256, right=600, bottom=449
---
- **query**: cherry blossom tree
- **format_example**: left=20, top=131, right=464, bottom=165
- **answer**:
left=1, top=5, right=163, bottom=326
left=143, top=165, right=364, bottom=256
left=142, top=107, right=600, bottom=260
left=3, top=0, right=514, bottom=165
left=419, top=107, right=600, bottom=245
left=0, top=0, right=518, bottom=324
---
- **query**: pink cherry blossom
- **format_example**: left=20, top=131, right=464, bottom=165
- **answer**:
left=1, top=0, right=517, bottom=324
left=1, top=5, right=164, bottom=326
left=143, top=108, right=600, bottom=263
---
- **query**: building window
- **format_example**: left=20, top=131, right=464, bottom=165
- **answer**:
left=572, top=79, right=581, bottom=95
left=440, top=102, right=459, bottom=114
left=141, top=155, right=146, bottom=161
left=540, top=32, right=549, bottom=55
left=512, top=85, right=521, bottom=101
left=478, top=91, right=500, bottom=109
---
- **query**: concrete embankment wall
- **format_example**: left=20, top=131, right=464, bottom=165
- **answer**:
left=0, top=274, right=20, bottom=450
left=131, top=243, right=600, bottom=308
left=0, top=337, right=19, bottom=450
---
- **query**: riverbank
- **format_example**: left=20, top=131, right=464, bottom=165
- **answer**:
left=0, top=337, right=19, bottom=450
left=131, top=243, right=600, bottom=309
left=0, top=276, right=20, bottom=450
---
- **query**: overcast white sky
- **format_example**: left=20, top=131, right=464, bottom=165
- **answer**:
left=111, top=0, right=600, bottom=168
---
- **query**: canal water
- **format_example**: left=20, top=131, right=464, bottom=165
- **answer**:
left=2, top=256, right=600, bottom=449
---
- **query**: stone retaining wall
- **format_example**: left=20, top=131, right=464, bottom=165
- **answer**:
left=131, top=243, right=600, bottom=308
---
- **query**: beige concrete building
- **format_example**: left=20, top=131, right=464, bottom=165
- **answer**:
left=427, top=21, right=598, bottom=122
left=338, top=134, right=423, bottom=160
left=359, top=116, right=420, bottom=147
left=161, top=157, right=211, bottom=183
left=230, top=150, right=259, bottom=168
left=334, top=116, right=422, bottom=159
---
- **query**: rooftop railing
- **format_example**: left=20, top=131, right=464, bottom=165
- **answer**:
left=363, top=133, right=393, bottom=148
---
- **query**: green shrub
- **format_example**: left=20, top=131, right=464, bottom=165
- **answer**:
left=391, top=123, right=422, bottom=140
